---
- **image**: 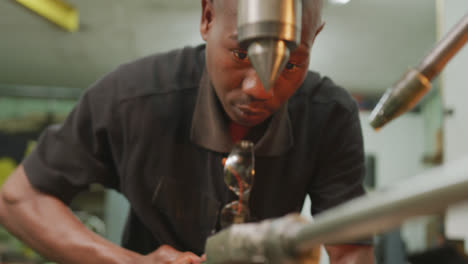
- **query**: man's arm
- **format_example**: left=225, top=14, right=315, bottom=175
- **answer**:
left=0, top=165, right=204, bottom=264
left=325, top=244, right=374, bottom=264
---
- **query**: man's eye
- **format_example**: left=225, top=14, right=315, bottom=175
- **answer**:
left=285, top=62, right=298, bottom=71
left=233, top=50, right=248, bottom=61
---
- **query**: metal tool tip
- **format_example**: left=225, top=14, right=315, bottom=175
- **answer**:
left=369, top=69, right=432, bottom=130
left=247, top=39, right=290, bottom=91
left=369, top=110, right=388, bottom=130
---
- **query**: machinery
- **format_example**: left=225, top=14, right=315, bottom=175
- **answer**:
left=237, top=0, right=302, bottom=91
left=369, top=12, right=468, bottom=129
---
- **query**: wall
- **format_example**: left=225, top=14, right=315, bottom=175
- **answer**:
left=0, top=0, right=203, bottom=89
left=440, top=0, right=468, bottom=250
left=441, top=2, right=468, bottom=163
left=359, top=112, right=426, bottom=188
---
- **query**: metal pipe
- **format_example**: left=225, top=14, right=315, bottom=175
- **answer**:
left=292, top=156, right=468, bottom=253
left=419, top=12, right=468, bottom=80
left=369, top=12, right=468, bottom=129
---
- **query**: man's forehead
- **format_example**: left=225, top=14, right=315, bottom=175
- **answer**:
left=213, top=0, right=237, bottom=18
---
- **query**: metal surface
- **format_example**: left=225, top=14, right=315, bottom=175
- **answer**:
left=370, top=12, right=468, bottom=129
left=237, top=0, right=301, bottom=91
left=206, top=156, right=468, bottom=263
left=247, top=40, right=290, bottom=92
left=206, top=214, right=311, bottom=264
left=419, top=12, right=468, bottom=80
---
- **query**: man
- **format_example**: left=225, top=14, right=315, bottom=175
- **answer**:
left=0, top=0, right=373, bottom=263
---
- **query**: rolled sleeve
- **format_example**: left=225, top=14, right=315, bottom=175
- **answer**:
left=308, top=103, right=366, bottom=215
left=308, top=102, right=372, bottom=245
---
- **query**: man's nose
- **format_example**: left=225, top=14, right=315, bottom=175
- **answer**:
left=241, top=69, right=273, bottom=100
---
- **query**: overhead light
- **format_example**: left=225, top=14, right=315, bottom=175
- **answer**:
left=329, top=0, right=351, bottom=5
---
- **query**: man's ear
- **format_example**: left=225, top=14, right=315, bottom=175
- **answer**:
left=315, top=21, right=325, bottom=38
left=200, top=0, right=215, bottom=41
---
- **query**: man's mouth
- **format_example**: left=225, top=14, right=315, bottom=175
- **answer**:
left=235, top=105, right=269, bottom=116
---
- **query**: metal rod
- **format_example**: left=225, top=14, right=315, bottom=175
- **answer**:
left=292, top=156, right=468, bottom=254
left=369, top=12, right=468, bottom=129
left=419, top=12, right=468, bottom=80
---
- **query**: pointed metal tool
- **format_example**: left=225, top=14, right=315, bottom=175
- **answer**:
left=369, top=12, right=468, bottom=129
left=237, top=0, right=302, bottom=92
left=247, top=39, right=290, bottom=91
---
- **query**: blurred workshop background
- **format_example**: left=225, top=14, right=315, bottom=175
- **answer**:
left=0, top=0, right=468, bottom=263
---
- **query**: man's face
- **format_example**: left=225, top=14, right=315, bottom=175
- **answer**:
left=200, top=0, right=323, bottom=127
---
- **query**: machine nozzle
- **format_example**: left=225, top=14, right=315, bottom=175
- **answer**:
left=237, top=0, right=302, bottom=91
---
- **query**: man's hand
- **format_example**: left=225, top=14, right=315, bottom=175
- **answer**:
left=326, top=245, right=374, bottom=264
left=139, top=245, right=206, bottom=264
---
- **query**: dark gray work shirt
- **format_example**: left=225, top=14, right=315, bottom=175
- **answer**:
left=23, top=45, right=366, bottom=255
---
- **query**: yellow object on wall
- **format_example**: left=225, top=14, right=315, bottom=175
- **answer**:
left=24, top=140, right=37, bottom=157
left=15, top=0, right=79, bottom=32
left=0, top=141, right=36, bottom=187
left=0, top=157, right=17, bottom=187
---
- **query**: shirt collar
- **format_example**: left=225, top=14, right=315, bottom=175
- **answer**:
left=190, top=68, right=294, bottom=156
